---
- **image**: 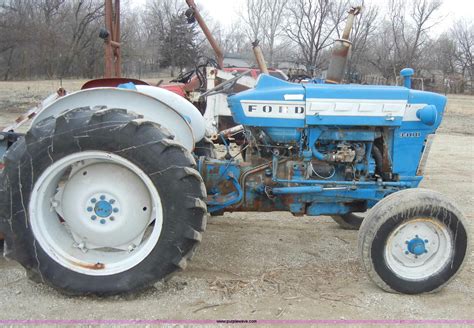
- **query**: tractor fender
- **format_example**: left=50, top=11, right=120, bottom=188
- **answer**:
left=30, top=87, right=204, bottom=151
left=135, top=85, right=206, bottom=141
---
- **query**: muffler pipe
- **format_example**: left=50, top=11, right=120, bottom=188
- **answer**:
left=326, top=6, right=362, bottom=84
left=252, top=40, right=269, bottom=75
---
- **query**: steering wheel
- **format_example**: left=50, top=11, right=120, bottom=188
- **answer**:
left=199, top=69, right=252, bottom=99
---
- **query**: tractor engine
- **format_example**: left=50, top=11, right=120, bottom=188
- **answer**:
left=244, top=125, right=379, bottom=182
left=201, top=72, right=445, bottom=216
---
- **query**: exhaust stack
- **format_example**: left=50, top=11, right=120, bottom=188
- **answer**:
left=326, top=6, right=362, bottom=84
left=252, top=40, right=269, bottom=75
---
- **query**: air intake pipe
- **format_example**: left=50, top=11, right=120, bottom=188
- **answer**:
left=326, top=6, right=362, bottom=84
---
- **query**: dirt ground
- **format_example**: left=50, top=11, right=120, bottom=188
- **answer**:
left=0, top=81, right=473, bottom=321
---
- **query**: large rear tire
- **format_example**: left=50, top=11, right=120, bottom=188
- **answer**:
left=358, top=188, right=468, bottom=294
left=0, top=107, right=207, bottom=295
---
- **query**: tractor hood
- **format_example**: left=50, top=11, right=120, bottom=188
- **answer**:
left=228, top=75, right=446, bottom=129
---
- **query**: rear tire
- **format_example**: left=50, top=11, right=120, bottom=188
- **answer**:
left=0, top=107, right=207, bottom=295
left=358, top=188, right=468, bottom=294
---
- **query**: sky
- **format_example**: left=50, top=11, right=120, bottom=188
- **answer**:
left=132, top=0, right=474, bottom=34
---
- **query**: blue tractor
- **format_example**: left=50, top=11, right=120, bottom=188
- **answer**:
left=0, top=9, right=468, bottom=296
left=0, top=67, right=468, bottom=295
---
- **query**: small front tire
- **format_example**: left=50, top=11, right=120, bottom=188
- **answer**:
left=358, top=188, right=468, bottom=294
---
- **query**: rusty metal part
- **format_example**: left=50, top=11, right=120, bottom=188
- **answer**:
left=381, top=129, right=393, bottom=177
left=186, top=0, right=224, bottom=69
left=67, top=260, right=106, bottom=270
left=342, top=6, right=362, bottom=40
left=237, top=159, right=288, bottom=209
left=326, top=6, right=362, bottom=84
left=104, top=0, right=121, bottom=78
left=238, top=161, right=272, bottom=208
left=252, top=40, right=269, bottom=75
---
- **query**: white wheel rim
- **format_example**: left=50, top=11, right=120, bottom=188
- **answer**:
left=384, top=218, right=453, bottom=281
left=29, top=151, right=163, bottom=276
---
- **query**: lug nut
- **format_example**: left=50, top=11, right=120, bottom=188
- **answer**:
left=91, top=198, right=97, bottom=203
left=113, top=208, right=119, bottom=213
left=100, top=219, right=106, bottom=224
left=110, top=199, right=115, bottom=204
left=91, top=215, right=97, bottom=220
left=87, top=207, right=93, bottom=212
left=100, top=195, right=106, bottom=200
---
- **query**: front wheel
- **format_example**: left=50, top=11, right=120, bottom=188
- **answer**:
left=0, top=107, right=207, bottom=295
left=358, top=188, right=469, bottom=294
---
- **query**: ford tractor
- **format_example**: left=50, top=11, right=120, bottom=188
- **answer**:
left=0, top=4, right=469, bottom=296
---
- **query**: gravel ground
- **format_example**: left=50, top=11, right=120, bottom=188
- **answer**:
left=0, top=82, right=473, bottom=321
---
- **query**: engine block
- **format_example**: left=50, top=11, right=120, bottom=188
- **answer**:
left=201, top=72, right=446, bottom=216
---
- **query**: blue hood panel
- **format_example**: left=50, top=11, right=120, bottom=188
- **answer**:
left=228, top=75, right=446, bottom=129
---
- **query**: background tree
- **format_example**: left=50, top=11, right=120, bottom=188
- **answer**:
left=261, top=0, right=287, bottom=67
left=159, top=13, right=200, bottom=75
left=285, top=0, right=346, bottom=74
left=451, top=19, right=474, bottom=92
left=0, top=0, right=472, bottom=94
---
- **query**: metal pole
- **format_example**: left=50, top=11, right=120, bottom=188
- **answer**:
left=114, top=0, right=121, bottom=77
left=104, top=0, right=121, bottom=78
left=104, top=0, right=114, bottom=78
left=186, top=0, right=224, bottom=69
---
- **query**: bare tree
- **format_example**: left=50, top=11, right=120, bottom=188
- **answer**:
left=451, top=19, right=474, bottom=92
left=213, top=21, right=248, bottom=56
left=368, top=20, right=398, bottom=80
left=0, top=0, right=468, bottom=91
left=285, top=0, right=346, bottom=74
left=59, top=0, right=104, bottom=77
left=432, top=34, right=457, bottom=76
left=240, top=0, right=267, bottom=43
left=143, top=0, right=186, bottom=75
left=261, top=0, right=287, bottom=67
left=0, top=0, right=104, bottom=79
left=388, top=0, right=442, bottom=74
